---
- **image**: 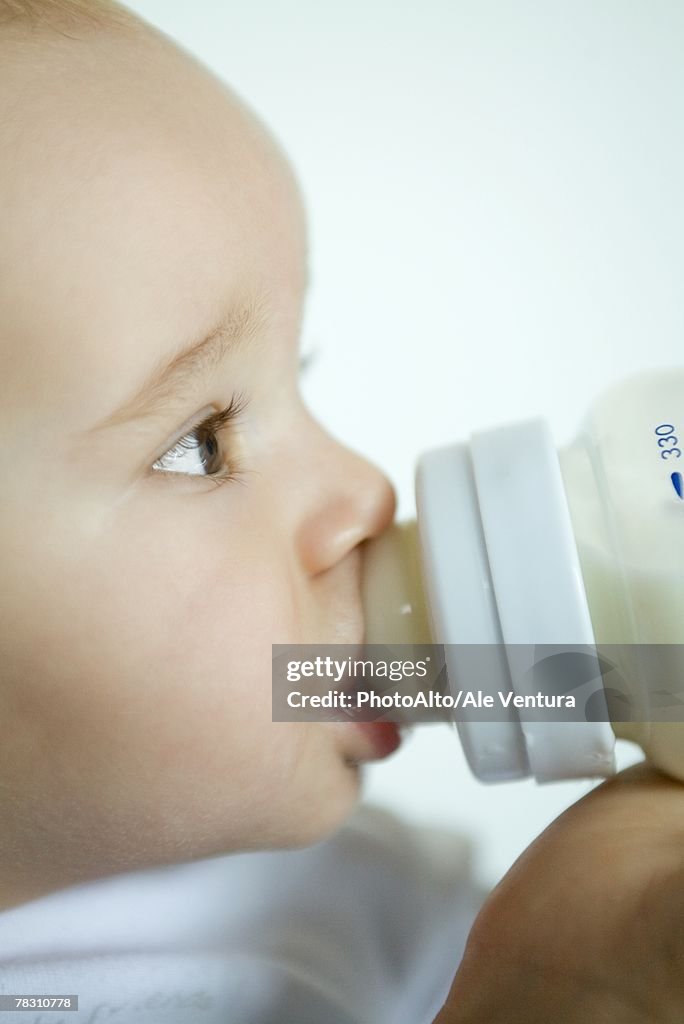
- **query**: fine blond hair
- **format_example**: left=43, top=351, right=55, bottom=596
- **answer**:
left=0, top=0, right=138, bottom=30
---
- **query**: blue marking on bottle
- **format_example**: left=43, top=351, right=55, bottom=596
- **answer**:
left=671, top=471, right=683, bottom=498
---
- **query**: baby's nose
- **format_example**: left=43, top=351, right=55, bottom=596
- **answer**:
left=295, top=429, right=397, bottom=577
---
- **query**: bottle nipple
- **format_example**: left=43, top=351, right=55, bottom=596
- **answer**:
left=360, top=520, right=432, bottom=646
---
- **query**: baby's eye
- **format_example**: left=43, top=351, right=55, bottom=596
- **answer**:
left=152, top=393, right=248, bottom=484
left=150, top=349, right=312, bottom=486
left=153, top=423, right=223, bottom=477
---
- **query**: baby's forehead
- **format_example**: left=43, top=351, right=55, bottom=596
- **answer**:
left=0, top=17, right=306, bottom=437
left=1, top=16, right=300, bottom=228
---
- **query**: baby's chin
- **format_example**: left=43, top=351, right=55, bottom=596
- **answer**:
left=282, top=789, right=362, bottom=851
left=260, top=739, right=364, bottom=850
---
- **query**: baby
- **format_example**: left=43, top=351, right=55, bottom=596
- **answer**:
left=0, top=4, right=481, bottom=1020
left=0, top=0, right=402, bottom=905
left=3, top=3, right=684, bottom=1023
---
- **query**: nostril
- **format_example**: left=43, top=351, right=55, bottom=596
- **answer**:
left=296, top=501, right=367, bottom=576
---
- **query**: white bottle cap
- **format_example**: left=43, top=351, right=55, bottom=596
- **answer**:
left=416, top=418, right=616, bottom=783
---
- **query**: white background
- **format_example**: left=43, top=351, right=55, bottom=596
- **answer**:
left=125, top=0, right=680, bottom=887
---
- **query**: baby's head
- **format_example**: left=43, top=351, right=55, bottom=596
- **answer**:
left=0, top=0, right=395, bottom=909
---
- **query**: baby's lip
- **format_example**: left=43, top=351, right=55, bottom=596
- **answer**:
left=336, top=639, right=367, bottom=693
left=351, top=721, right=403, bottom=761
left=334, top=643, right=394, bottom=729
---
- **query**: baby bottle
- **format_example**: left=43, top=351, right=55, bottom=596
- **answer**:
left=361, top=367, right=684, bottom=784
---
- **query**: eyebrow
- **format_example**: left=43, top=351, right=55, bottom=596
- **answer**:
left=90, top=291, right=271, bottom=432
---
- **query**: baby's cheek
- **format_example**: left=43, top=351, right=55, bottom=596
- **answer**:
left=1, top=484, right=353, bottom=855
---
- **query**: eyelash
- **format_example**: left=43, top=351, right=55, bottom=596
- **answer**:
left=152, top=349, right=317, bottom=490
left=153, top=391, right=249, bottom=489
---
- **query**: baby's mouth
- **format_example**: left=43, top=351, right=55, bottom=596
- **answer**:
left=346, top=720, right=403, bottom=762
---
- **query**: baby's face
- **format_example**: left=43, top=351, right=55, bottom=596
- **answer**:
left=0, top=16, right=395, bottom=903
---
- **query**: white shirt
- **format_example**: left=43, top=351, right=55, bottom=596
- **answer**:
left=0, top=807, right=484, bottom=1024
